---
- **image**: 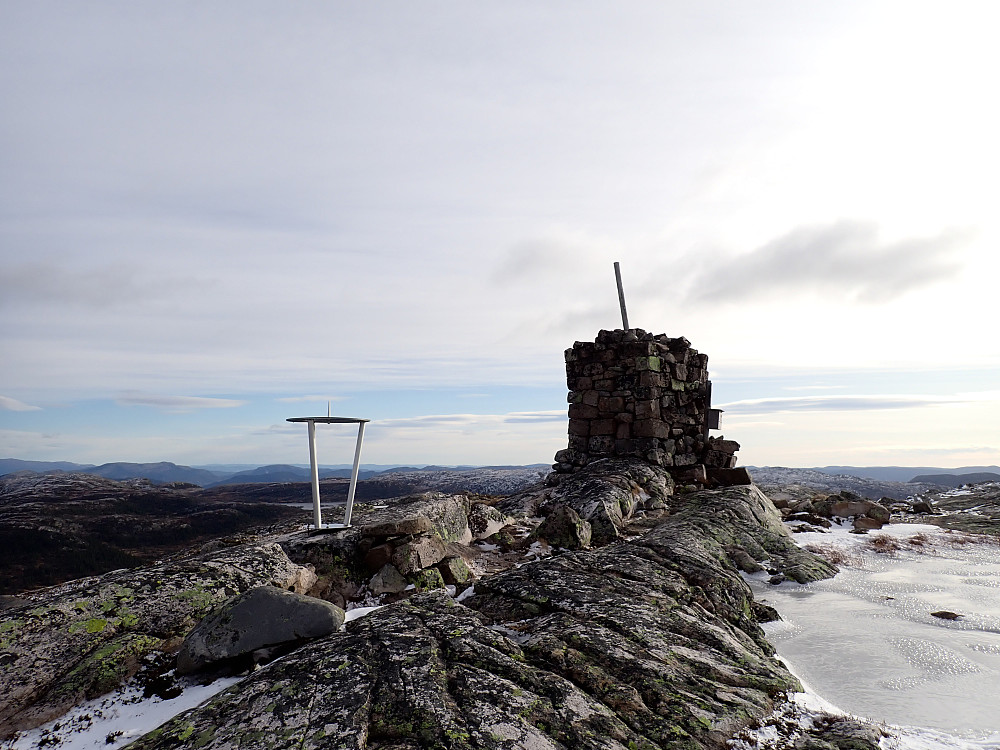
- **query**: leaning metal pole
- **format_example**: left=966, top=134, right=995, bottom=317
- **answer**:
left=306, top=420, right=322, bottom=528
left=614, top=261, right=629, bottom=329
left=343, top=421, right=366, bottom=527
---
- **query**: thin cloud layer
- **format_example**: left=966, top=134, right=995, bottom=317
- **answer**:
left=116, top=394, right=246, bottom=413
left=276, top=395, right=348, bottom=404
left=720, top=394, right=964, bottom=415
left=0, top=262, right=199, bottom=309
left=686, top=221, right=970, bottom=304
left=0, top=395, right=41, bottom=412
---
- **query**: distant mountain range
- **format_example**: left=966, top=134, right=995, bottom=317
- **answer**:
left=810, top=465, right=1000, bottom=482
left=908, top=471, right=1000, bottom=488
left=0, top=458, right=549, bottom=488
left=3, top=457, right=998, bottom=489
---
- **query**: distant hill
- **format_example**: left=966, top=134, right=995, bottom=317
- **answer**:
left=909, top=472, right=1000, bottom=488
left=813, top=465, right=1000, bottom=483
left=747, top=466, right=946, bottom=500
left=0, top=459, right=224, bottom=486
left=0, top=458, right=94, bottom=475
left=86, top=462, right=224, bottom=486
left=208, top=464, right=379, bottom=487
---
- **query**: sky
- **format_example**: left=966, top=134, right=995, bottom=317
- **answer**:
left=2, top=1, right=999, bottom=470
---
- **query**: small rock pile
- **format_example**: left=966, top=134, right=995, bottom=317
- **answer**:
left=284, top=493, right=518, bottom=605
left=553, top=328, right=740, bottom=484
left=775, top=490, right=892, bottom=532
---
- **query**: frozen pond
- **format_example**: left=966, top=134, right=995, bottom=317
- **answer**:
left=749, top=521, right=1000, bottom=743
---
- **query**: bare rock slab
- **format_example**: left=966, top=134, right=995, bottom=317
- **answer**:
left=176, top=586, right=345, bottom=674
left=544, top=457, right=675, bottom=544
left=0, top=541, right=315, bottom=740
left=125, top=483, right=833, bottom=750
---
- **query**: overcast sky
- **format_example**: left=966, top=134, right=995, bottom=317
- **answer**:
left=2, top=1, right=999, bottom=469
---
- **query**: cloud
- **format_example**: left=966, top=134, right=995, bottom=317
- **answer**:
left=369, top=410, right=566, bottom=430
left=276, top=395, right=348, bottom=403
left=719, top=394, right=966, bottom=415
left=686, top=221, right=972, bottom=304
left=868, top=445, right=999, bottom=457
left=492, top=230, right=616, bottom=286
left=503, top=410, right=565, bottom=423
left=781, top=385, right=848, bottom=391
left=0, top=262, right=204, bottom=309
left=116, top=393, right=246, bottom=413
left=0, top=395, right=42, bottom=411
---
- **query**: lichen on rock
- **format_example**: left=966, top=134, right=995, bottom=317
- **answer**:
left=124, top=483, right=833, bottom=750
left=0, top=541, right=316, bottom=740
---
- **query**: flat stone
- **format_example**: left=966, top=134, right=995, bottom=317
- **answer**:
left=363, top=542, right=394, bottom=572
left=707, top=467, right=753, bottom=486
left=853, top=516, right=885, bottom=531
left=361, top=516, right=432, bottom=537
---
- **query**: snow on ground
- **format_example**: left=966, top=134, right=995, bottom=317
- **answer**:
left=5, top=601, right=403, bottom=750
left=3, top=676, right=241, bottom=750
left=739, top=519, right=1000, bottom=748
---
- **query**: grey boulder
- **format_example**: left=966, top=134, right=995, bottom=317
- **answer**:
left=176, top=586, right=345, bottom=674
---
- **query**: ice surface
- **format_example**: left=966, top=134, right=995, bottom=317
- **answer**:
left=750, top=522, right=1000, bottom=738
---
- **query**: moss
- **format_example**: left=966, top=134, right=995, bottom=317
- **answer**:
left=0, top=618, right=22, bottom=649
left=177, top=724, right=196, bottom=741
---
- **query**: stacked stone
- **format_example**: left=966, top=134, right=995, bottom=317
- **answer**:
left=553, top=328, right=738, bottom=480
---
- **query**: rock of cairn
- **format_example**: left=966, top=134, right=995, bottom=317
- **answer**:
left=553, top=328, right=739, bottom=484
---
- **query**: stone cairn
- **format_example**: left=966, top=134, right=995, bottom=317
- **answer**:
left=552, top=328, right=740, bottom=484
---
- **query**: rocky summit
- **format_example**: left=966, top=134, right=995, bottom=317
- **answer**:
left=2, top=457, right=882, bottom=750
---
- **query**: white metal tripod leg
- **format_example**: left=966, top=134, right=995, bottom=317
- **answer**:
left=307, top=420, right=322, bottom=528
left=343, top=421, right=366, bottom=527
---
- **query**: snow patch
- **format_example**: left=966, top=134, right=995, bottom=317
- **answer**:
left=5, top=676, right=241, bottom=750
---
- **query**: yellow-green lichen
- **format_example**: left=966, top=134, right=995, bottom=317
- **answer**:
left=68, top=618, right=108, bottom=635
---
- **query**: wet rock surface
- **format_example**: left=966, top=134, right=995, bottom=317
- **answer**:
left=125, top=482, right=832, bottom=750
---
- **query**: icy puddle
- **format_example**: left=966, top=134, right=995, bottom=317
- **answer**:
left=748, top=522, right=1000, bottom=743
